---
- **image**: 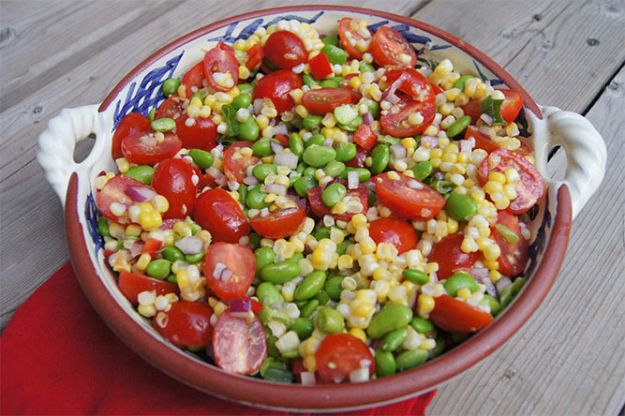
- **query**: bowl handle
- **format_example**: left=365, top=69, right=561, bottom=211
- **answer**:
left=540, top=106, right=607, bottom=219
left=37, top=105, right=103, bottom=207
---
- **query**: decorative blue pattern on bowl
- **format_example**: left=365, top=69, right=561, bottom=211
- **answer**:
left=85, top=191, right=104, bottom=250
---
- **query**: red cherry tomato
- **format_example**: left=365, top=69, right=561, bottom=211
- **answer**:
left=96, top=175, right=155, bottom=222
left=175, top=114, right=218, bottom=151
left=212, top=311, right=267, bottom=375
left=121, top=132, right=182, bottom=165
left=263, top=30, right=307, bottom=70
left=249, top=207, right=306, bottom=239
left=338, top=18, right=365, bottom=59
left=252, top=70, right=302, bottom=113
left=152, top=159, right=197, bottom=219
left=153, top=301, right=213, bottom=348
left=345, top=147, right=368, bottom=168
left=193, top=188, right=249, bottom=243
left=274, top=134, right=289, bottom=147
left=369, top=26, right=416, bottom=68
left=204, top=242, right=255, bottom=300
left=246, top=44, right=264, bottom=70
left=118, top=271, right=178, bottom=305
left=429, top=294, right=493, bottom=333
left=309, top=51, right=334, bottom=79
left=301, top=88, right=353, bottom=116
left=154, top=96, right=184, bottom=120
left=380, top=99, right=436, bottom=138
left=478, top=149, right=545, bottom=214
left=499, top=89, right=524, bottom=123
left=142, top=238, right=162, bottom=259
left=315, top=333, right=375, bottom=384
left=353, top=124, right=378, bottom=151
left=492, top=211, right=529, bottom=276
left=223, top=141, right=259, bottom=183
left=203, top=42, right=239, bottom=92
left=462, top=98, right=481, bottom=123
left=308, top=182, right=368, bottom=222
left=384, top=68, right=438, bottom=103
left=112, top=113, right=151, bottom=159
left=373, top=173, right=445, bottom=220
left=182, top=62, right=205, bottom=97
left=428, top=233, right=482, bottom=279
left=369, top=217, right=418, bottom=254
left=465, top=125, right=500, bottom=154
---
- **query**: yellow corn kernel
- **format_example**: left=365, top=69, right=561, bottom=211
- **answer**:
left=349, top=328, right=367, bottom=343
left=489, top=270, right=502, bottom=283
left=352, top=301, right=375, bottom=317
left=488, top=171, right=506, bottom=184
left=372, top=267, right=391, bottom=281
left=483, top=244, right=501, bottom=261
left=447, top=219, right=459, bottom=234
left=125, top=224, right=142, bottom=238
left=457, top=287, right=471, bottom=300
left=386, top=171, right=400, bottom=180
left=360, top=237, right=376, bottom=254
left=138, top=209, right=162, bottom=231
left=238, top=65, right=250, bottom=80
left=213, top=302, right=227, bottom=317
left=136, top=253, right=152, bottom=271
left=116, top=157, right=130, bottom=174
left=418, top=294, right=435, bottom=318
left=349, top=76, right=362, bottom=89
left=378, top=206, right=391, bottom=218
left=173, top=221, right=192, bottom=237
left=484, top=181, right=504, bottom=195
left=337, top=254, right=354, bottom=270
left=351, top=213, right=367, bottom=229
left=295, top=105, right=309, bottom=119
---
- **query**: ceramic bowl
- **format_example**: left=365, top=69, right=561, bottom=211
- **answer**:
left=37, top=5, right=606, bottom=412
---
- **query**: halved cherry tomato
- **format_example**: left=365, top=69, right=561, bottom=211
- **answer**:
left=204, top=242, right=255, bottom=300
left=154, top=96, right=183, bottom=120
left=369, top=26, right=416, bottom=68
left=175, top=114, right=218, bottom=151
left=274, top=134, right=289, bottom=147
left=118, top=271, right=178, bottom=305
left=465, top=125, right=500, bottom=154
left=462, top=98, right=482, bottom=123
left=308, top=51, right=333, bottom=79
left=429, top=294, right=493, bottom=333
left=152, top=158, right=197, bottom=219
left=153, top=301, right=213, bottom=348
left=223, top=141, right=259, bottom=183
left=315, top=333, right=375, bottom=384
left=245, top=44, right=264, bottom=70
left=121, top=132, right=182, bottom=165
left=241, top=297, right=264, bottom=315
left=345, top=147, right=368, bottom=168
left=212, top=311, right=267, bottom=375
left=353, top=124, right=377, bottom=151
left=112, top=113, right=151, bottom=159
left=193, top=189, right=249, bottom=243
left=380, top=99, right=436, bottom=138
left=369, top=217, right=418, bottom=254
left=252, top=70, right=302, bottom=113
left=301, top=88, right=353, bottom=116
left=338, top=18, right=365, bottom=59
left=492, top=211, right=529, bottom=276
left=203, top=42, right=239, bottom=92
left=182, top=62, right=205, bottom=97
left=96, top=175, right=155, bottom=222
left=478, top=148, right=545, bottom=214
left=500, top=89, right=524, bottom=123
left=264, top=30, right=307, bottom=70
left=428, top=233, right=482, bottom=279
left=249, top=207, right=306, bottom=239
left=384, top=68, right=438, bottom=103
left=308, top=182, right=368, bottom=222
left=142, top=238, right=162, bottom=259
left=373, top=173, right=445, bottom=220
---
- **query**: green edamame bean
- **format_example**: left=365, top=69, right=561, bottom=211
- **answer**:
left=252, top=164, right=277, bottom=181
left=315, top=306, right=345, bottom=333
left=191, top=91, right=205, bottom=102
left=162, top=78, right=181, bottom=97
left=482, top=294, right=502, bottom=316
left=188, top=149, right=214, bottom=169
left=339, top=167, right=371, bottom=182
left=335, top=142, right=357, bottom=162
left=294, top=271, right=327, bottom=301
left=232, top=93, right=251, bottom=110
left=237, top=83, right=253, bottom=94
left=337, top=240, right=350, bottom=255
left=500, top=277, right=525, bottom=308
left=289, top=133, right=305, bottom=156
left=303, top=167, right=316, bottom=177
left=324, top=276, right=345, bottom=301
left=411, top=316, right=435, bottom=334
left=375, top=350, right=397, bottom=377
left=185, top=252, right=204, bottom=264
left=322, top=44, right=347, bottom=65
left=359, top=62, right=375, bottom=73
left=96, top=218, right=110, bottom=239
left=303, top=115, right=323, bottom=130
left=324, top=160, right=345, bottom=177
left=396, top=349, right=428, bottom=371
left=166, top=274, right=177, bottom=284
left=238, top=184, right=248, bottom=205
left=148, top=108, right=156, bottom=122
left=246, top=185, right=268, bottom=209
left=306, top=134, right=326, bottom=147
left=371, top=144, right=390, bottom=174
left=320, top=78, right=341, bottom=88
left=124, top=165, right=155, bottom=185
left=303, top=145, right=336, bottom=168
left=260, top=260, right=300, bottom=284
left=446, top=115, right=472, bottom=138
left=381, top=326, right=408, bottom=352
left=302, top=73, right=317, bottom=87
left=252, top=138, right=272, bottom=156
left=412, top=160, right=433, bottom=181
left=151, top=117, right=176, bottom=132
left=445, top=193, right=478, bottom=221
left=338, top=115, right=362, bottom=132
left=289, top=317, right=314, bottom=340
left=313, top=289, right=330, bottom=306
left=190, top=223, right=201, bottom=236
left=260, top=357, right=278, bottom=378
left=364, top=99, right=380, bottom=119
left=432, top=179, right=454, bottom=194
left=313, top=226, right=332, bottom=240
left=322, top=34, right=339, bottom=47
left=248, top=232, right=261, bottom=249
left=256, top=282, right=284, bottom=305
left=293, top=176, right=317, bottom=197
left=162, top=247, right=184, bottom=262
left=402, top=269, right=429, bottom=285
left=146, top=259, right=172, bottom=279
left=321, top=182, right=346, bottom=207
left=300, top=299, right=320, bottom=318
left=367, top=304, right=414, bottom=339
left=444, top=271, right=478, bottom=297
left=239, top=117, right=260, bottom=141
left=430, top=337, right=445, bottom=358
left=255, top=247, right=275, bottom=273
left=494, top=223, right=520, bottom=244
left=266, top=335, right=280, bottom=358
left=453, top=74, right=474, bottom=91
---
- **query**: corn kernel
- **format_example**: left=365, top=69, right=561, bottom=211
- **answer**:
left=349, top=328, right=367, bottom=343
left=418, top=294, right=435, bottom=318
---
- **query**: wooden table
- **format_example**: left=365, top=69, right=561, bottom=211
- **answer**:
left=1, top=1, right=624, bottom=414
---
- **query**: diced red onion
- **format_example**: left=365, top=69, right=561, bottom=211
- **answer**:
left=430, top=272, right=439, bottom=283
left=269, top=118, right=277, bottom=127
left=460, top=138, right=475, bottom=153
left=433, top=171, right=445, bottom=180
left=381, top=74, right=404, bottom=103
left=478, top=126, right=492, bottom=136
left=274, top=123, right=289, bottom=135
left=243, top=176, right=259, bottom=186
left=270, top=140, right=284, bottom=154
left=300, top=371, right=316, bottom=386
left=362, top=112, right=373, bottom=125
left=253, top=98, right=264, bottom=113
left=471, top=267, right=497, bottom=297
left=125, top=240, right=145, bottom=258
left=391, top=143, right=407, bottom=159
left=175, top=236, right=203, bottom=255
left=323, top=138, right=333, bottom=147
left=229, top=299, right=251, bottom=317
left=347, top=171, right=359, bottom=189
left=496, top=276, right=513, bottom=294
left=264, top=183, right=287, bottom=196
left=275, top=151, right=298, bottom=169
left=421, top=135, right=438, bottom=148
left=480, top=113, right=494, bottom=125
left=125, top=186, right=156, bottom=202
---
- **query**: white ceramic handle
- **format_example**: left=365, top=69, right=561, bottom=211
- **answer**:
left=37, top=105, right=102, bottom=206
left=540, top=106, right=607, bottom=219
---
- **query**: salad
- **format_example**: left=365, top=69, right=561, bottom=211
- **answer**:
left=95, top=17, right=545, bottom=384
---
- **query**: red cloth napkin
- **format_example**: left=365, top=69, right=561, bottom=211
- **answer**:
left=1, top=262, right=436, bottom=415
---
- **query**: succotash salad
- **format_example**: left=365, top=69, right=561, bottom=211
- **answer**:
left=96, top=18, right=545, bottom=384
